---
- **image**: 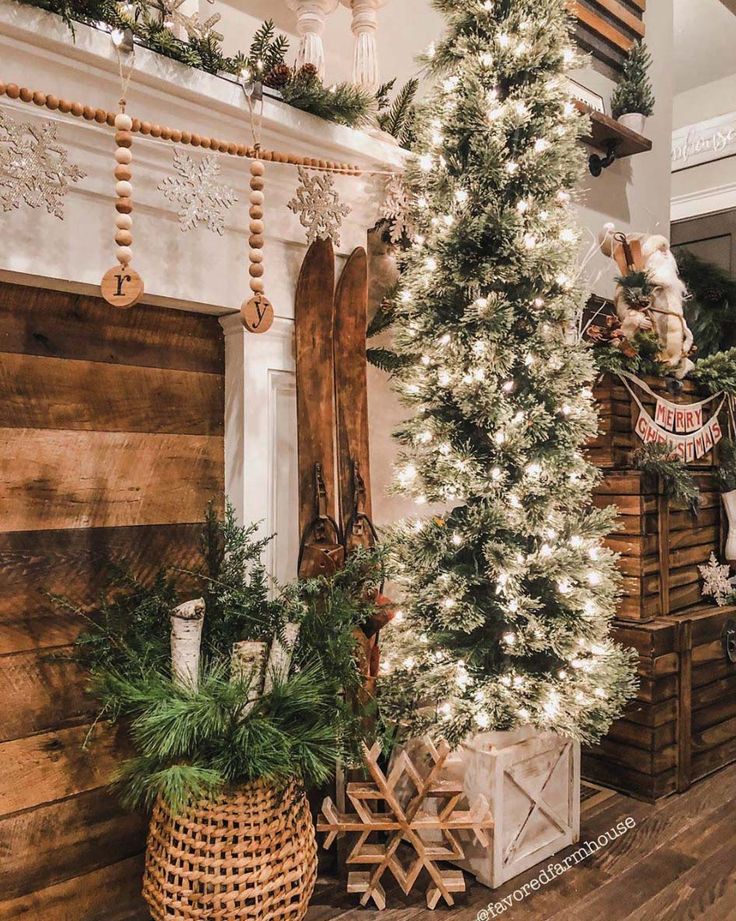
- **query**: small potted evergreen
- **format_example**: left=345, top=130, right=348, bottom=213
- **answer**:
left=72, top=503, right=380, bottom=921
left=610, top=40, right=655, bottom=135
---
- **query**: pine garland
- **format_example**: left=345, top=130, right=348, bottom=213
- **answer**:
left=632, top=443, right=699, bottom=514
left=380, top=0, right=637, bottom=747
left=13, top=2, right=377, bottom=128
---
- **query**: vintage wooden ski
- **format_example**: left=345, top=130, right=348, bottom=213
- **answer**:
left=334, top=246, right=394, bottom=688
left=294, top=238, right=343, bottom=580
left=333, top=247, right=375, bottom=550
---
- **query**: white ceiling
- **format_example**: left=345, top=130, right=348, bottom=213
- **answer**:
left=674, top=0, right=736, bottom=94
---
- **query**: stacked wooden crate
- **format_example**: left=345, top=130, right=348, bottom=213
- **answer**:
left=583, top=374, right=736, bottom=800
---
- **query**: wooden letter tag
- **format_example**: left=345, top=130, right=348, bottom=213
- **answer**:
left=101, top=265, right=144, bottom=309
left=241, top=293, right=274, bottom=334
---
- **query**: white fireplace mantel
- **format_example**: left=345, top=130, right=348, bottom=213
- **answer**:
left=0, top=0, right=405, bottom=314
left=0, top=1, right=406, bottom=580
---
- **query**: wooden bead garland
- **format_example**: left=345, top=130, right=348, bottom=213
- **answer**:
left=0, top=82, right=364, bottom=176
left=101, top=110, right=144, bottom=309
left=241, top=158, right=274, bottom=335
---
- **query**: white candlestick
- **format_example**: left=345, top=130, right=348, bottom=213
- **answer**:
left=287, top=0, right=340, bottom=80
left=340, top=0, right=390, bottom=91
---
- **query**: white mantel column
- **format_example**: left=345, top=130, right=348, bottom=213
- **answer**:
left=220, top=315, right=300, bottom=586
left=286, top=0, right=340, bottom=80
left=340, top=0, right=389, bottom=92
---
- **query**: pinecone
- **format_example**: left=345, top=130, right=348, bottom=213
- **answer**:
left=264, top=63, right=292, bottom=89
left=296, top=63, right=319, bottom=83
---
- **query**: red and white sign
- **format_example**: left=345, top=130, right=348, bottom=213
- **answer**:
left=635, top=409, right=723, bottom=462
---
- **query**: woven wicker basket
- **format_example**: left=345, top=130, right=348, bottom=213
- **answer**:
left=142, top=779, right=317, bottom=921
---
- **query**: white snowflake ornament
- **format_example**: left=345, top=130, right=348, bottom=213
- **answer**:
left=158, top=149, right=238, bottom=234
left=380, top=173, right=417, bottom=243
left=0, top=111, right=86, bottom=219
left=288, top=166, right=351, bottom=246
left=699, top=552, right=736, bottom=606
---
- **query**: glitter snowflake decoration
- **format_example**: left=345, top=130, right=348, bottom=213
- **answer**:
left=0, top=111, right=85, bottom=219
left=379, top=172, right=417, bottom=243
left=288, top=166, right=351, bottom=246
left=158, top=149, right=238, bottom=234
left=699, top=552, right=736, bottom=606
left=151, top=0, right=223, bottom=41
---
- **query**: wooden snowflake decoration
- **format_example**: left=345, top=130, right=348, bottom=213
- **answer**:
left=318, top=738, right=493, bottom=910
left=288, top=166, right=351, bottom=246
left=158, top=149, right=238, bottom=234
left=0, top=111, right=85, bottom=219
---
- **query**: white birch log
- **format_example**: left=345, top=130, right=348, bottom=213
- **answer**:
left=262, top=622, right=301, bottom=694
left=170, top=598, right=205, bottom=691
left=231, top=640, right=268, bottom=715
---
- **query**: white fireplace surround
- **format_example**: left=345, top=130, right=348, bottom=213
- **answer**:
left=0, top=0, right=404, bottom=583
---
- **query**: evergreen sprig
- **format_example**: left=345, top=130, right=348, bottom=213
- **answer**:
left=280, top=68, right=377, bottom=128
left=71, top=504, right=382, bottom=811
left=691, top=348, right=736, bottom=395
left=377, top=77, right=419, bottom=147
left=632, top=443, right=700, bottom=514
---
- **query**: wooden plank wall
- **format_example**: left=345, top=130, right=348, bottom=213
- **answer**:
left=0, top=283, right=225, bottom=920
left=570, top=0, right=645, bottom=71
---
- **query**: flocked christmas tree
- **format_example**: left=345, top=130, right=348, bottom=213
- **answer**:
left=381, top=0, right=637, bottom=746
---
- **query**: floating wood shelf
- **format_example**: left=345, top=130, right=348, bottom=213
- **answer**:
left=576, top=101, right=653, bottom=159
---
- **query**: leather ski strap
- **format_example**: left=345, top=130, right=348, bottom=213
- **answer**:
left=297, top=463, right=345, bottom=580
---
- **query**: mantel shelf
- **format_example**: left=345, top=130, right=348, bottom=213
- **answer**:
left=575, top=101, right=653, bottom=159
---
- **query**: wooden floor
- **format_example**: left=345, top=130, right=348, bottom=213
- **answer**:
left=306, top=762, right=736, bottom=921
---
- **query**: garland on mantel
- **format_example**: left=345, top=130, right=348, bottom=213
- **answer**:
left=11, top=1, right=377, bottom=128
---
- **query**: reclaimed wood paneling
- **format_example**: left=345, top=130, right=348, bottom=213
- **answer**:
left=0, top=283, right=223, bottom=374
left=0, top=721, right=125, bottom=816
left=0, top=522, right=205, bottom=654
left=0, top=854, right=147, bottom=921
left=0, top=353, right=224, bottom=434
left=570, top=0, right=645, bottom=71
left=0, top=788, right=146, bottom=901
left=0, top=281, right=224, bottom=919
left=0, top=648, right=92, bottom=743
left=0, top=428, right=223, bottom=532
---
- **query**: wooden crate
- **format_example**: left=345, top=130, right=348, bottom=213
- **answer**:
left=583, top=605, right=736, bottom=800
left=590, top=373, right=718, bottom=469
left=594, top=470, right=722, bottom=622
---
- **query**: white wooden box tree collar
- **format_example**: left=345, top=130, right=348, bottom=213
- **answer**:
left=443, top=728, right=581, bottom=888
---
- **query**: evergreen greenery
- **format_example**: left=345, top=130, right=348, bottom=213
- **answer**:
left=632, top=442, right=700, bottom=514
left=377, top=78, right=419, bottom=146
left=380, top=0, right=637, bottom=747
left=589, top=329, right=666, bottom=378
left=72, top=504, right=381, bottom=811
left=676, top=249, right=736, bottom=358
left=14, top=2, right=376, bottom=127
left=691, top=348, right=736, bottom=395
left=610, top=41, right=655, bottom=119
left=280, top=67, right=377, bottom=128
